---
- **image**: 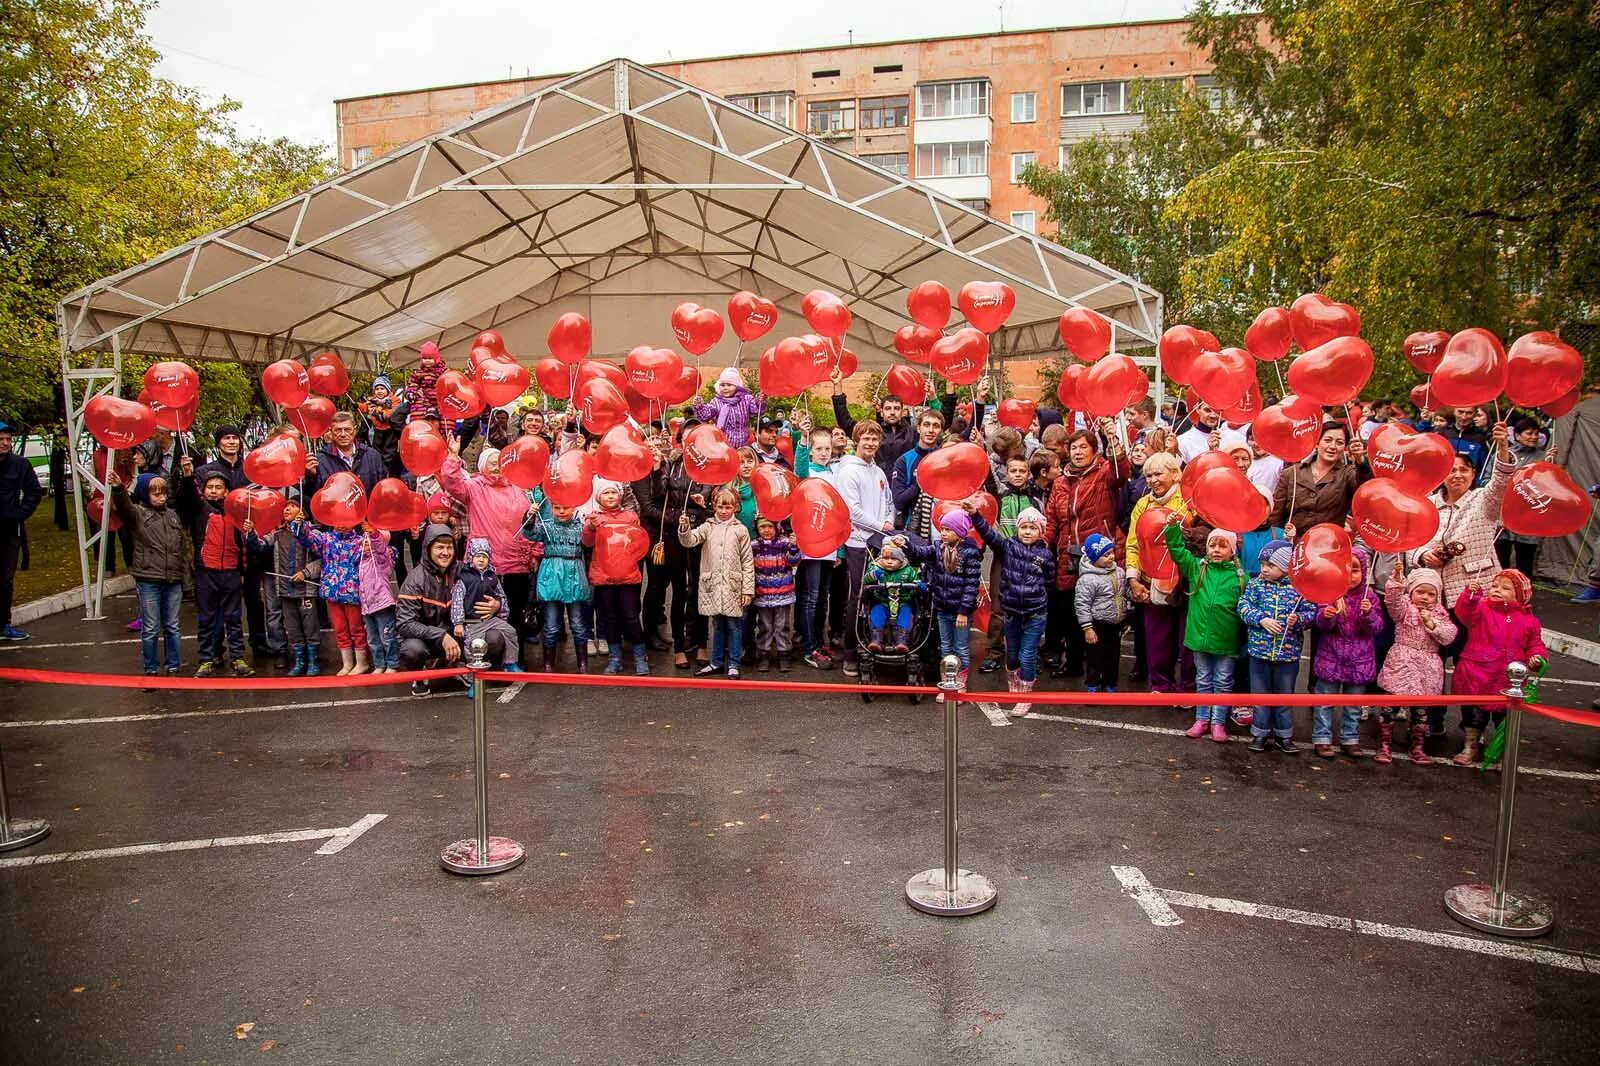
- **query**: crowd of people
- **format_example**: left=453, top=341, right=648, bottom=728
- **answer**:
left=0, top=363, right=1569, bottom=768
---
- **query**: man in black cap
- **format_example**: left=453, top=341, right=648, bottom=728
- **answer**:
left=195, top=424, right=247, bottom=490
left=752, top=417, right=792, bottom=469
left=0, top=421, right=44, bottom=640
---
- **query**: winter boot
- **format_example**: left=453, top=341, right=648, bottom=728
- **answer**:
left=633, top=643, right=649, bottom=676
left=303, top=645, right=321, bottom=676
left=1408, top=723, right=1432, bottom=766
left=956, top=668, right=970, bottom=692
left=778, top=652, right=793, bottom=673
left=276, top=647, right=293, bottom=672
left=1185, top=718, right=1209, bottom=738
left=336, top=648, right=355, bottom=676
left=573, top=642, right=589, bottom=675
left=287, top=646, right=307, bottom=677
left=868, top=627, right=885, bottom=654
left=351, top=648, right=372, bottom=675
left=541, top=644, right=556, bottom=673
left=603, top=652, right=622, bottom=675
left=1373, top=722, right=1394, bottom=765
left=1452, top=727, right=1482, bottom=766
left=1012, top=677, right=1035, bottom=718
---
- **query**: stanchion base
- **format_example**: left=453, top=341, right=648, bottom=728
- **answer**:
left=439, top=836, right=525, bottom=876
left=1444, top=883, right=1554, bottom=938
left=0, top=818, right=51, bottom=852
left=905, top=868, right=997, bottom=916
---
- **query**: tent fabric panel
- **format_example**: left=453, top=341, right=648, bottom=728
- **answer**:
left=312, top=191, right=519, bottom=277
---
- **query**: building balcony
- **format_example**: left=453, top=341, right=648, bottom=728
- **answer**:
left=912, top=114, right=992, bottom=146
left=915, top=173, right=992, bottom=202
left=1058, top=112, right=1145, bottom=142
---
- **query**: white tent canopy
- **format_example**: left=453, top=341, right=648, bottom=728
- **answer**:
left=58, top=58, right=1162, bottom=372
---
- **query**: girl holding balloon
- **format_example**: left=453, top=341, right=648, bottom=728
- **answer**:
left=1161, top=517, right=1246, bottom=743
left=1309, top=548, right=1384, bottom=758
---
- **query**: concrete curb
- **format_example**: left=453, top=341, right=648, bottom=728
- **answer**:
left=13, top=575, right=134, bottom=626
left=1543, top=627, right=1600, bottom=667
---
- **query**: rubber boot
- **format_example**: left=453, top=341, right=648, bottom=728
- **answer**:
left=541, top=644, right=556, bottom=673
left=1373, top=722, right=1394, bottom=765
left=351, top=648, right=372, bottom=675
left=287, top=646, right=306, bottom=677
left=304, top=644, right=321, bottom=676
left=603, top=650, right=622, bottom=675
left=633, top=643, right=649, bottom=675
left=573, top=642, right=589, bottom=675
left=1409, top=723, right=1432, bottom=766
left=779, top=652, right=792, bottom=673
left=956, top=668, right=970, bottom=692
left=336, top=648, right=355, bottom=676
left=1452, top=727, right=1482, bottom=766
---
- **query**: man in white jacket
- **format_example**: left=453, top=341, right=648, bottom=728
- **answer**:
left=835, top=421, right=894, bottom=677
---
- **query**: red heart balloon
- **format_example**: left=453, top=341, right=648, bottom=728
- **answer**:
left=792, top=477, right=852, bottom=556
left=1158, top=325, right=1220, bottom=386
left=307, top=352, right=349, bottom=397
left=1289, top=523, right=1354, bottom=603
left=661, top=364, right=702, bottom=406
left=367, top=478, right=422, bottom=532
left=1506, top=331, right=1583, bottom=407
left=775, top=435, right=794, bottom=466
left=798, top=334, right=836, bottom=387
left=893, top=324, right=940, bottom=364
left=542, top=449, right=595, bottom=507
left=1179, top=449, right=1236, bottom=502
left=1430, top=328, right=1507, bottom=407
left=906, top=281, right=951, bottom=330
left=1288, top=293, right=1361, bottom=351
left=1502, top=462, right=1592, bottom=537
left=468, top=345, right=498, bottom=374
left=801, top=290, right=852, bottom=339
left=1058, top=308, right=1112, bottom=363
left=751, top=463, right=799, bottom=521
left=958, top=281, right=1016, bottom=334
left=620, top=383, right=653, bottom=426
left=311, top=470, right=368, bottom=528
left=1409, top=382, right=1434, bottom=411
left=593, top=519, right=650, bottom=582
left=596, top=424, right=653, bottom=483
left=1080, top=353, right=1148, bottom=416
left=1403, top=330, right=1451, bottom=375
left=671, top=302, right=725, bottom=355
left=1190, top=465, right=1267, bottom=533
left=1350, top=480, right=1440, bottom=553
left=915, top=442, right=988, bottom=500
left=547, top=313, right=590, bottom=364
left=1134, top=506, right=1179, bottom=582
left=499, top=434, right=551, bottom=490
left=624, top=346, right=684, bottom=400
left=262, top=360, right=311, bottom=408
left=837, top=347, right=858, bottom=379
left=286, top=396, right=336, bottom=439
left=930, top=327, right=988, bottom=385
left=758, top=347, right=802, bottom=398
left=143, top=361, right=198, bottom=409
left=1286, top=335, right=1374, bottom=406
left=885, top=365, right=926, bottom=406
left=1368, top=424, right=1455, bottom=495
left=576, top=359, right=628, bottom=395
left=138, top=388, right=196, bottom=433
left=573, top=377, right=628, bottom=434
left=1189, top=347, right=1254, bottom=410
left=727, top=291, right=778, bottom=342
left=474, top=330, right=506, bottom=356
left=1244, top=307, right=1293, bottom=362
left=1056, top=363, right=1088, bottom=412
left=243, top=433, right=307, bottom=489
left=997, top=398, right=1036, bottom=431
left=1253, top=395, right=1323, bottom=463
left=224, top=487, right=287, bottom=536
left=475, top=356, right=530, bottom=407
left=933, top=492, right=998, bottom=545
left=682, top=424, right=740, bottom=485
left=1542, top=387, right=1582, bottom=418
left=84, top=491, right=121, bottom=531
left=399, top=421, right=447, bottom=477
left=1219, top=378, right=1264, bottom=425
left=84, top=395, right=156, bottom=451
left=436, top=370, right=485, bottom=420
left=534, top=357, right=573, bottom=400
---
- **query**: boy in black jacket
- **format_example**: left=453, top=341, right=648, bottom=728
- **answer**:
left=176, top=467, right=253, bottom=677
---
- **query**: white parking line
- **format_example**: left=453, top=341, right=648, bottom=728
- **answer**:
left=0, top=813, right=387, bottom=869
left=496, top=682, right=526, bottom=704
left=0, top=692, right=452, bottom=728
left=1112, top=866, right=1600, bottom=974
left=976, top=701, right=1012, bottom=727
left=0, top=635, right=196, bottom=652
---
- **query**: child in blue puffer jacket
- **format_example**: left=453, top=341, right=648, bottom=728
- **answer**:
left=1236, top=540, right=1316, bottom=752
left=971, top=505, right=1054, bottom=714
left=894, top=510, right=983, bottom=690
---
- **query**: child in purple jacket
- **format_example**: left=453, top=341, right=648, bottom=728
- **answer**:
left=1310, top=546, right=1383, bottom=757
left=358, top=528, right=400, bottom=673
left=691, top=368, right=763, bottom=449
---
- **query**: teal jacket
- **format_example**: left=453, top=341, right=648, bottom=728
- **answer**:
left=1163, top=522, right=1246, bottom=656
left=520, top=488, right=590, bottom=604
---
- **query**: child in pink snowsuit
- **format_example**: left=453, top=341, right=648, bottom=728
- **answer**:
left=691, top=367, right=762, bottom=449
left=1449, top=568, right=1547, bottom=766
left=405, top=341, right=446, bottom=424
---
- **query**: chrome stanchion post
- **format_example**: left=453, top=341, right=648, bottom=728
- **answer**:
left=0, top=736, right=51, bottom=853
left=440, top=639, right=525, bottom=876
left=905, top=655, right=997, bottom=916
left=1443, top=661, right=1554, bottom=937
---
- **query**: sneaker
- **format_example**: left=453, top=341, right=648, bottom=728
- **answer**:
left=126, top=617, right=142, bottom=632
left=142, top=670, right=160, bottom=693
left=596, top=638, right=610, bottom=655
left=727, top=667, right=740, bottom=680
left=696, top=663, right=720, bottom=676
left=979, top=655, right=1001, bottom=674
left=1572, top=585, right=1600, bottom=603
left=410, top=680, right=431, bottom=696
left=1230, top=708, right=1254, bottom=729
left=1248, top=735, right=1271, bottom=753
left=1104, top=686, right=1117, bottom=694
left=1277, top=738, right=1300, bottom=754
left=1086, top=685, right=1100, bottom=693
left=1210, top=722, right=1229, bottom=743
left=1185, top=719, right=1209, bottom=738
left=1340, top=743, right=1365, bottom=759
left=1314, top=743, right=1338, bottom=758
left=804, top=650, right=833, bottom=670
left=0, top=625, right=28, bottom=642
left=231, top=658, right=255, bottom=677
left=841, top=660, right=860, bottom=678
left=502, top=663, right=523, bottom=674
left=194, top=661, right=217, bottom=678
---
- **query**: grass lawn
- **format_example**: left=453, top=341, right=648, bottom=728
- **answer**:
left=16, top=496, right=94, bottom=605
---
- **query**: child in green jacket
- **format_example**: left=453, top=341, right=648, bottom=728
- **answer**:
left=1163, top=517, right=1246, bottom=743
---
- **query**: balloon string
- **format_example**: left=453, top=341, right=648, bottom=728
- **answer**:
left=1273, top=359, right=1286, bottom=399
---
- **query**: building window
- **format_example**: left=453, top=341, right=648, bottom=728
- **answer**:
left=1010, top=92, right=1036, bottom=123
left=858, top=95, right=909, bottom=129
left=1193, top=74, right=1230, bottom=109
left=1059, top=144, right=1072, bottom=169
left=807, top=99, right=855, bottom=135
left=349, top=145, right=372, bottom=167
left=916, top=80, right=990, bottom=119
left=916, top=141, right=988, bottom=178
left=1010, top=152, right=1036, bottom=184
left=861, top=152, right=909, bottom=177
left=812, top=69, right=841, bottom=79
left=1061, top=81, right=1127, bottom=116
left=1010, top=211, right=1036, bottom=233
left=873, top=64, right=903, bottom=74
left=729, top=93, right=792, bottom=127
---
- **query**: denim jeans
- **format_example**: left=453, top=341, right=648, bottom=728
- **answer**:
left=1248, top=657, right=1300, bottom=737
left=136, top=579, right=183, bottom=674
left=1003, top=610, right=1047, bottom=682
left=1313, top=678, right=1364, bottom=744
left=362, top=607, right=400, bottom=669
left=1192, top=650, right=1236, bottom=724
left=796, top=559, right=831, bottom=653
left=710, top=614, right=743, bottom=669
left=935, top=611, right=971, bottom=671
left=542, top=600, right=592, bottom=648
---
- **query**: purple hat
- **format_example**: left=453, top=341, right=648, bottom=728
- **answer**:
left=938, top=509, right=973, bottom=539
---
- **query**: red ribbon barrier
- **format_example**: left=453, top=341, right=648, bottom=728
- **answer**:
left=0, top=666, right=465, bottom=690
left=1524, top=702, right=1600, bottom=728
left=475, top=670, right=938, bottom=697
left=958, top=690, right=1510, bottom=708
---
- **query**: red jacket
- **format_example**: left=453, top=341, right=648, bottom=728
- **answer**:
left=1044, top=454, right=1129, bottom=589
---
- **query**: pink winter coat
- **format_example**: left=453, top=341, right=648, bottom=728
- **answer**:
left=1377, top=581, right=1456, bottom=697
left=357, top=529, right=397, bottom=615
left=439, top=456, right=535, bottom=574
left=1450, top=587, right=1546, bottom=705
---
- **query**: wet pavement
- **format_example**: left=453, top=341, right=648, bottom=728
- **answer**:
left=1, top=588, right=1598, bottom=1064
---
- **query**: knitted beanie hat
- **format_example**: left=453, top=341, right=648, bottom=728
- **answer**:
left=1206, top=528, right=1238, bottom=554
left=1083, top=532, right=1114, bottom=563
left=1496, top=568, right=1533, bottom=605
left=1014, top=506, right=1046, bottom=530
left=1404, top=567, right=1442, bottom=596
left=937, top=509, right=972, bottom=539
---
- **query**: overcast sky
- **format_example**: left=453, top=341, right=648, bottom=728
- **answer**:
left=146, top=0, right=1190, bottom=151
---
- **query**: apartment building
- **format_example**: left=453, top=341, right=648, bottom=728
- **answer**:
left=335, top=18, right=1213, bottom=233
